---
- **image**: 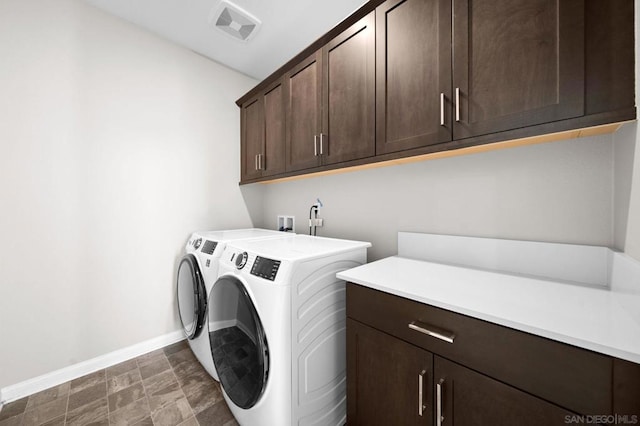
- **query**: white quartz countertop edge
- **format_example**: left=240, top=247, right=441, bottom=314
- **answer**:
left=337, top=256, right=640, bottom=364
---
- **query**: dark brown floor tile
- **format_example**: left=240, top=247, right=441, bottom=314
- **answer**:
left=108, top=382, right=145, bottom=412
left=21, top=395, right=67, bottom=426
left=0, top=397, right=28, bottom=421
left=195, top=401, right=234, bottom=426
left=66, top=397, right=108, bottom=426
left=68, top=381, right=107, bottom=411
left=179, top=369, right=216, bottom=395
left=143, top=370, right=178, bottom=396
left=163, top=340, right=188, bottom=357
left=25, top=383, right=70, bottom=410
left=40, top=414, right=66, bottom=426
left=2, top=340, right=232, bottom=426
left=177, top=417, right=198, bottom=426
left=109, top=397, right=151, bottom=426
left=85, top=419, right=109, bottom=426
left=71, top=370, right=106, bottom=394
left=166, top=348, right=196, bottom=368
left=140, top=357, right=171, bottom=380
left=172, top=360, right=208, bottom=386
left=183, top=382, right=222, bottom=415
left=108, top=368, right=142, bottom=395
left=147, top=382, right=185, bottom=415
left=0, top=414, right=22, bottom=426
left=136, top=349, right=166, bottom=368
left=131, top=416, right=154, bottom=426
left=151, top=397, right=193, bottom=426
left=107, top=359, right=139, bottom=378
left=179, top=373, right=207, bottom=398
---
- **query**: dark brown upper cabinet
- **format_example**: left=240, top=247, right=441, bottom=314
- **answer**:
left=377, top=0, right=585, bottom=150
left=285, top=51, right=323, bottom=172
left=240, top=79, right=286, bottom=181
left=240, top=94, right=264, bottom=182
left=452, top=0, right=585, bottom=139
left=376, top=0, right=452, bottom=155
left=285, top=13, right=375, bottom=172
left=237, top=0, right=634, bottom=184
left=322, top=11, right=376, bottom=165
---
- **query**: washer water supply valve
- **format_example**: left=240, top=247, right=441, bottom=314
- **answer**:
left=309, top=198, right=324, bottom=236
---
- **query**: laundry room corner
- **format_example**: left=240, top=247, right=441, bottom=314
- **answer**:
left=0, top=0, right=258, bottom=397
left=239, top=183, right=266, bottom=229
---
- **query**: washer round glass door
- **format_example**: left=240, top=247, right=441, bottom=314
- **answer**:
left=176, top=254, right=206, bottom=339
left=208, top=275, right=269, bottom=409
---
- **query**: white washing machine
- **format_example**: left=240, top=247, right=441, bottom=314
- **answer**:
left=206, top=234, right=371, bottom=425
left=176, top=228, right=290, bottom=380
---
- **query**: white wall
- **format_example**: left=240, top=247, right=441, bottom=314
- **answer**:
left=612, top=1, right=640, bottom=261
left=259, top=135, right=615, bottom=261
left=619, top=126, right=640, bottom=260
left=0, top=0, right=258, bottom=389
left=614, top=122, right=637, bottom=252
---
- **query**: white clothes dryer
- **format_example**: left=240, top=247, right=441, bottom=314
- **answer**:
left=176, top=228, right=290, bottom=380
left=206, top=235, right=371, bottom=425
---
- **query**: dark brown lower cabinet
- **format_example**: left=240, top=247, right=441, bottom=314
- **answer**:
left=347, top=319, right=433, bottom=426
left=434, top=357, right=573, bottom=426
left=346, top=283, right=640, bottom=426
left=347, top=319, right=572, bottom=426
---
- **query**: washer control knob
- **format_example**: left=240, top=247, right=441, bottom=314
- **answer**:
left=194, top=238, right=202, bottom=249
left=235, top=251, right=248, bottom=269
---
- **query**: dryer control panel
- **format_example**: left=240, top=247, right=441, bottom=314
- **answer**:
left=251, top=256, right=281, bottom=281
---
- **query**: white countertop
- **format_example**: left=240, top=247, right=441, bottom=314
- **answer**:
left=338, top=256, right=640, bottom=364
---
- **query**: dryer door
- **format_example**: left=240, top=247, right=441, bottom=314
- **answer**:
left=208, top=275, right=269, bottom=409
left=176, top=254, right=206, bottom=339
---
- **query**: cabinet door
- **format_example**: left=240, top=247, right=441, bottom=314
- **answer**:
left=434, top=357, right=574, bottom=426
left=452, top=0, right=585, bottom=139
left=263, top=80, right=286, bottom=177
left=285, top=51, right=322, bottom=172
left=322, top=12, right=375, bottom=165
left=376, top=0, right=452, bottom=155
left=240, top=96, right=264, bottom=181
left=347, top=319, right=433, bottom=426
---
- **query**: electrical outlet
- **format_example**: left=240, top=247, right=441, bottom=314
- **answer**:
left=277, top=215, right=295, bottom=232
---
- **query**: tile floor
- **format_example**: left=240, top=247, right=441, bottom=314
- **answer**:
left=0, top=340, right=237, bottom=426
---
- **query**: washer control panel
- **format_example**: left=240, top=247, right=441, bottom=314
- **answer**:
left=200, top=240, right=217, bottom=255
left=251, top=256, right=281, bottom=281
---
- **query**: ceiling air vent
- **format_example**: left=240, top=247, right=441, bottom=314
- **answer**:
left=210, top=0, right=261, bottom=42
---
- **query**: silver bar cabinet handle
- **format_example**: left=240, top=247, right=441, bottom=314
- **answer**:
left=255, top=154, right=258, bottom=171
left=320, top=133, right=324, bottom=155
left=437, top=379, right=444, bottom=426
left=408, top=321, right=455, bottom=344
left=258, top=154, right=262, bottom=170
left=455, top=87, right=461, bottom=122
left=418, top=370, right=427, bottom=416
left=440, top=93, right=445, bottom=126
left=314, top=135, right=318, bottom=156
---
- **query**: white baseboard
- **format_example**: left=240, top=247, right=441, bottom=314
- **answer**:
left=0, top=330, right=185, bottom=405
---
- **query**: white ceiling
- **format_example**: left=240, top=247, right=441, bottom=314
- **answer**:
left=82, top=0, right=368, bottom=81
